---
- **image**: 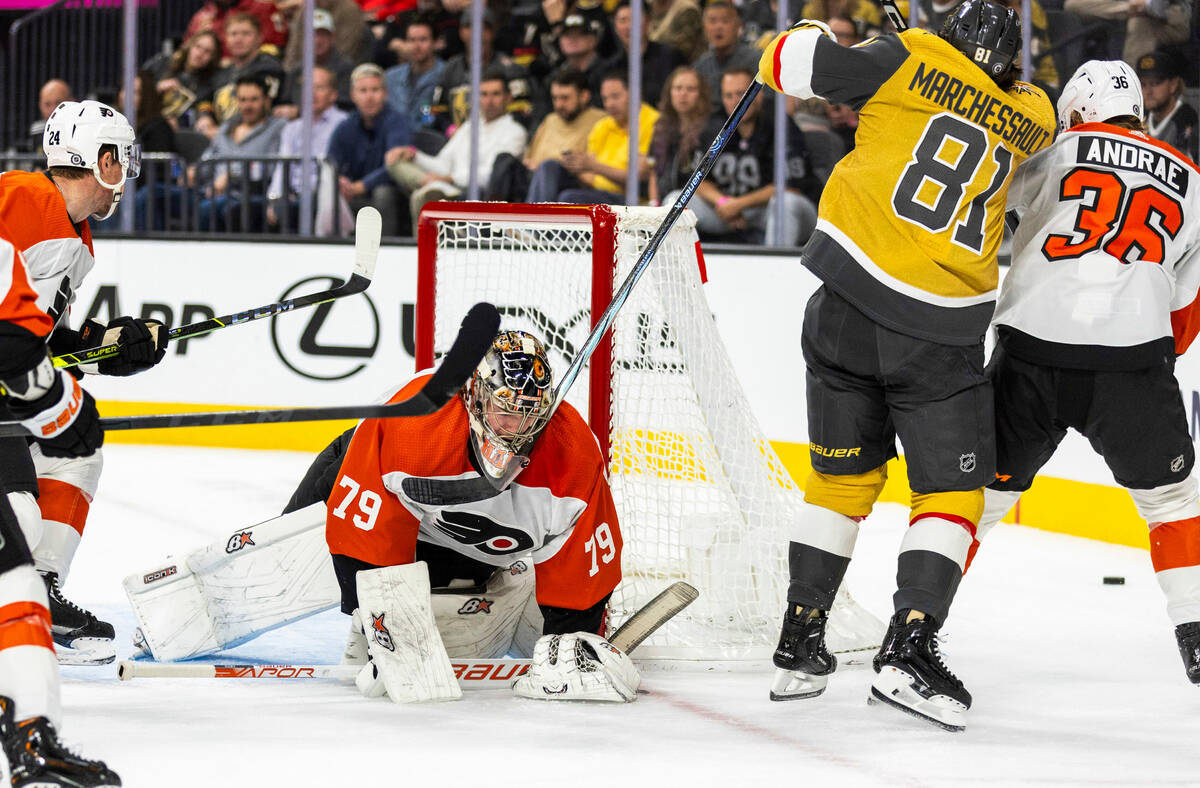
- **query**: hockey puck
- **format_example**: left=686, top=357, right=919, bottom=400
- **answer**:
left=1102, top=576, right=1125, bottom=585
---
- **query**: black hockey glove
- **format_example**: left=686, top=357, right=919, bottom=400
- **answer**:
left=47, top=326, right=87, bottom=380
left=81, top=316, right=169, bottom=377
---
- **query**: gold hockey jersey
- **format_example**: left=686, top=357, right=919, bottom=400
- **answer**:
left=761, top=27, right=1055, bottom=344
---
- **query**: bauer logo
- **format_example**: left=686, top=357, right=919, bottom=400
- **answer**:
left=457, top=598, right=493, bottom=615
left=143, top=566, right=178, bottom=584
left=225, top=531, right=255, bottom=553
left=270, top=276, right=380, bottom=381
left=371, top=613, right=396, bottom=651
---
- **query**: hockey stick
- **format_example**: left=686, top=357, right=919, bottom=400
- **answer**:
left=880, top=0, right=909, bottom=31
left=116, top=581, right=699, bottom=688
left=0, top=302, right=499, bottom=436
left=50, top=206, right=383, bottom=370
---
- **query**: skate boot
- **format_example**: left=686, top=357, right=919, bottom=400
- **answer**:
left=0, top=696, right=121, bottom=787
left=41, top=573, right=116, bottom=666
left=868, top=610, right=971, bottom=731
left=1176, top=622, right=1200, bottom=685
left=770, top=603, right=837, bottom=701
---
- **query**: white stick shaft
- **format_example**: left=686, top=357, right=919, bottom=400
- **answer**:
left=118, top=659, right=530, bottom=690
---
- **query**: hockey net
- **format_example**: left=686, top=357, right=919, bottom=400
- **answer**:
left=416, top=202, right=883, bottom=662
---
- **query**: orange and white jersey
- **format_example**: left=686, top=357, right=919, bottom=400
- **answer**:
left=327, top=373, right=622, bottom=612
left=0, top=170, right=95, bottom=329
left=996, top=123, right=1200, bottom=368
left=0, top=234, right=54, bottom=344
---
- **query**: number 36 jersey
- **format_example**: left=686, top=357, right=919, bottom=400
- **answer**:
left=760, top=27, right=1054, bottom=344
left=326, top=373, right=623, bottom=612
left=994, top=123, right=1200, bottom=368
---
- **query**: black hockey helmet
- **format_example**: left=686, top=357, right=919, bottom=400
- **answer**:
left=939, top=0, right=1021, bottom=82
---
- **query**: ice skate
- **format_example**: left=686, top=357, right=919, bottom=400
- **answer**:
left=770, top=604, right=836, bottom=701
left=0, top=696, right=121, bottom=787
left=1176, top=622, right=1200, bottom=685
left=868, top=610, right=971, bottom=732
left=41, top=573, right=115, bottom=666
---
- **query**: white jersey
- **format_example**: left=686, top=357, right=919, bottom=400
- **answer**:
left=994, top=122, right=1200, bottom=369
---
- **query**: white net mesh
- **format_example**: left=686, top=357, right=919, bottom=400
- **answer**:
left=427, top=204, right=882, bottom=662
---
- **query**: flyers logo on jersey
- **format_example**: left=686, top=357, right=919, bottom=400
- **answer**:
left=371, top=613, right=395, bottom=651
left=430, top=510, right=535, bottom=555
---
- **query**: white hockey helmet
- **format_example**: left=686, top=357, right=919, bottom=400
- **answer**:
left=1057, top=60, right=1144, bottom=133
left=462, top=330, right=554, bottom=488
left=43, top=100, right=141, bottom=220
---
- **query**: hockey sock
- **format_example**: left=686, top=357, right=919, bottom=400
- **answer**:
left=786, top=503, right=860, bottom=609
left=894, top=514, right=974, bottom=622
left=1150, top=515, right=1200, bottom=625
left=0, top=565, right=61, bottom=727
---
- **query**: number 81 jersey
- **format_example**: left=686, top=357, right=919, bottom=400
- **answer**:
left=326, top=372, right=623, bottom=612
left=760, top=27, right=1054, bottom=345
left=995, top=123, right=1200, bottom=366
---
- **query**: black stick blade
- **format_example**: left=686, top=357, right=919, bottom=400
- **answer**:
left=422, top=302, right=501, bottom=408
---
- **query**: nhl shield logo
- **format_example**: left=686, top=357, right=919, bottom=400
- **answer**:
left=1171, top=455, right=1186, bottom=473
left=959, top=453, right=977, bottom=473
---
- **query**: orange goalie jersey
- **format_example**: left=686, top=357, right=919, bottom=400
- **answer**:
left=0, top=170, right=95, bottom=328
left=327, top=373, right=623, bottom=612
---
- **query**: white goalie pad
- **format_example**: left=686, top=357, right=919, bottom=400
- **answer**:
left=513, top=632, right=640, bottom=702
left=123, top=503, right=341, bottom=661
left=356, top=562, right=462, bottom=703
left=125, top=503, right=542, bottom=662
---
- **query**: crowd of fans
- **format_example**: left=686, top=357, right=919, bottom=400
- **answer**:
left=15, top=0, right=1199, bottom=243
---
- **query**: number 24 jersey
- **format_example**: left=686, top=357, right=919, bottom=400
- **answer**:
left=760, top=27, right=1055, bottom=344
left=326, top=372, right=622, bottom=612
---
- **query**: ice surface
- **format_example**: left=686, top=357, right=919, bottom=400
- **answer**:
left=34, top=445, right=1197, bottom=787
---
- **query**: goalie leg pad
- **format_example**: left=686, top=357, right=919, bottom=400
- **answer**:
left=355, top=561, right=462, bottom=704
left=513, top=632, right=640, bottom=702
left=431, top=561, right=535, bottom=659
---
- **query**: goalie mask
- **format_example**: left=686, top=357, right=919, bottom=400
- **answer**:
left=43, top=100, right=141, bottom=221
left=463, top=331, right=554, bottom=488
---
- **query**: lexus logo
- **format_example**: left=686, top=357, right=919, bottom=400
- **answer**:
left=270, top=276, right=380, bottom=381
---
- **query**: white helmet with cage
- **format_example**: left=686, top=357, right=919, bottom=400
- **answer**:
left=1057, top=60, right=1144, bottom=133
left=43, top=99, right=141, bottom=220
left=463, top=330, right=554, bottom=488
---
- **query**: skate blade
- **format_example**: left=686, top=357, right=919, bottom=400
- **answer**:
left=54, top=638, right=116, bottom=666
left=868, top=666, right=966, bottom=732
left=768, top=667, right=828, bottom=701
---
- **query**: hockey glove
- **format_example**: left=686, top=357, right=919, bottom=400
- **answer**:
left=3, top=356, right=103, bottom=458
left=512, top=632, right=640, bottom=702
left=81, top=316, right=168, bottom=376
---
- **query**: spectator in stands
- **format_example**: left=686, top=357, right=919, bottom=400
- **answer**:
left=487, top=67, right=606, bottom=201
left=827, top=100, right=859, bottom=154
left=997, top=0, right=1058, bottom=89
left=144, top=30, right=223, bottom=126
left=694, top=1, right=762, bottom=106
left=25, top=79, right=72, bottom=152
left=602, top=0, right=688, bottom=112
left=267, top=65, right=349, bottom=233
left=1137, top=50, right=1199, bottom=161
left=388, top=69, right=527, bottom=232
left=801, top=0, right=882, bottom=31
left=185, top=0, right=288, bottom=58
left=673, top=67, right=818, bottom=245
left=650, top=0, right=705, bottom=61
left=194, top=73, right=286, bottom=231
left=1063, top=0, right=1191, bottom=65
left=535, top=0, right=618, bottom=65
left=277, top=0, right=371, bottom=72
left=742, top=0, right=805, bottom=45
left=328, top=64, right=413, bottom=237
left=385, top=15, right=447, bottom=131
left=274, top=10, right=354, bottom=119
left=648, top=66, right=711, bottom=206
left=120, top=71, right=176, bottom=155
left=558, top=14, right=609, bottom=107
left=205, top=12, right=286, bottom=132
left=826, top=15, right=863, bottom=46
left=431, top=8, right=539, bottom=134
left=526, top=71, right=659, bottom=205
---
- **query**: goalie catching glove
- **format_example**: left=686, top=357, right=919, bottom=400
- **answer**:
left=77, top=316, right=168, bottom=376
left=512, top=632, right=640, bottom=702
